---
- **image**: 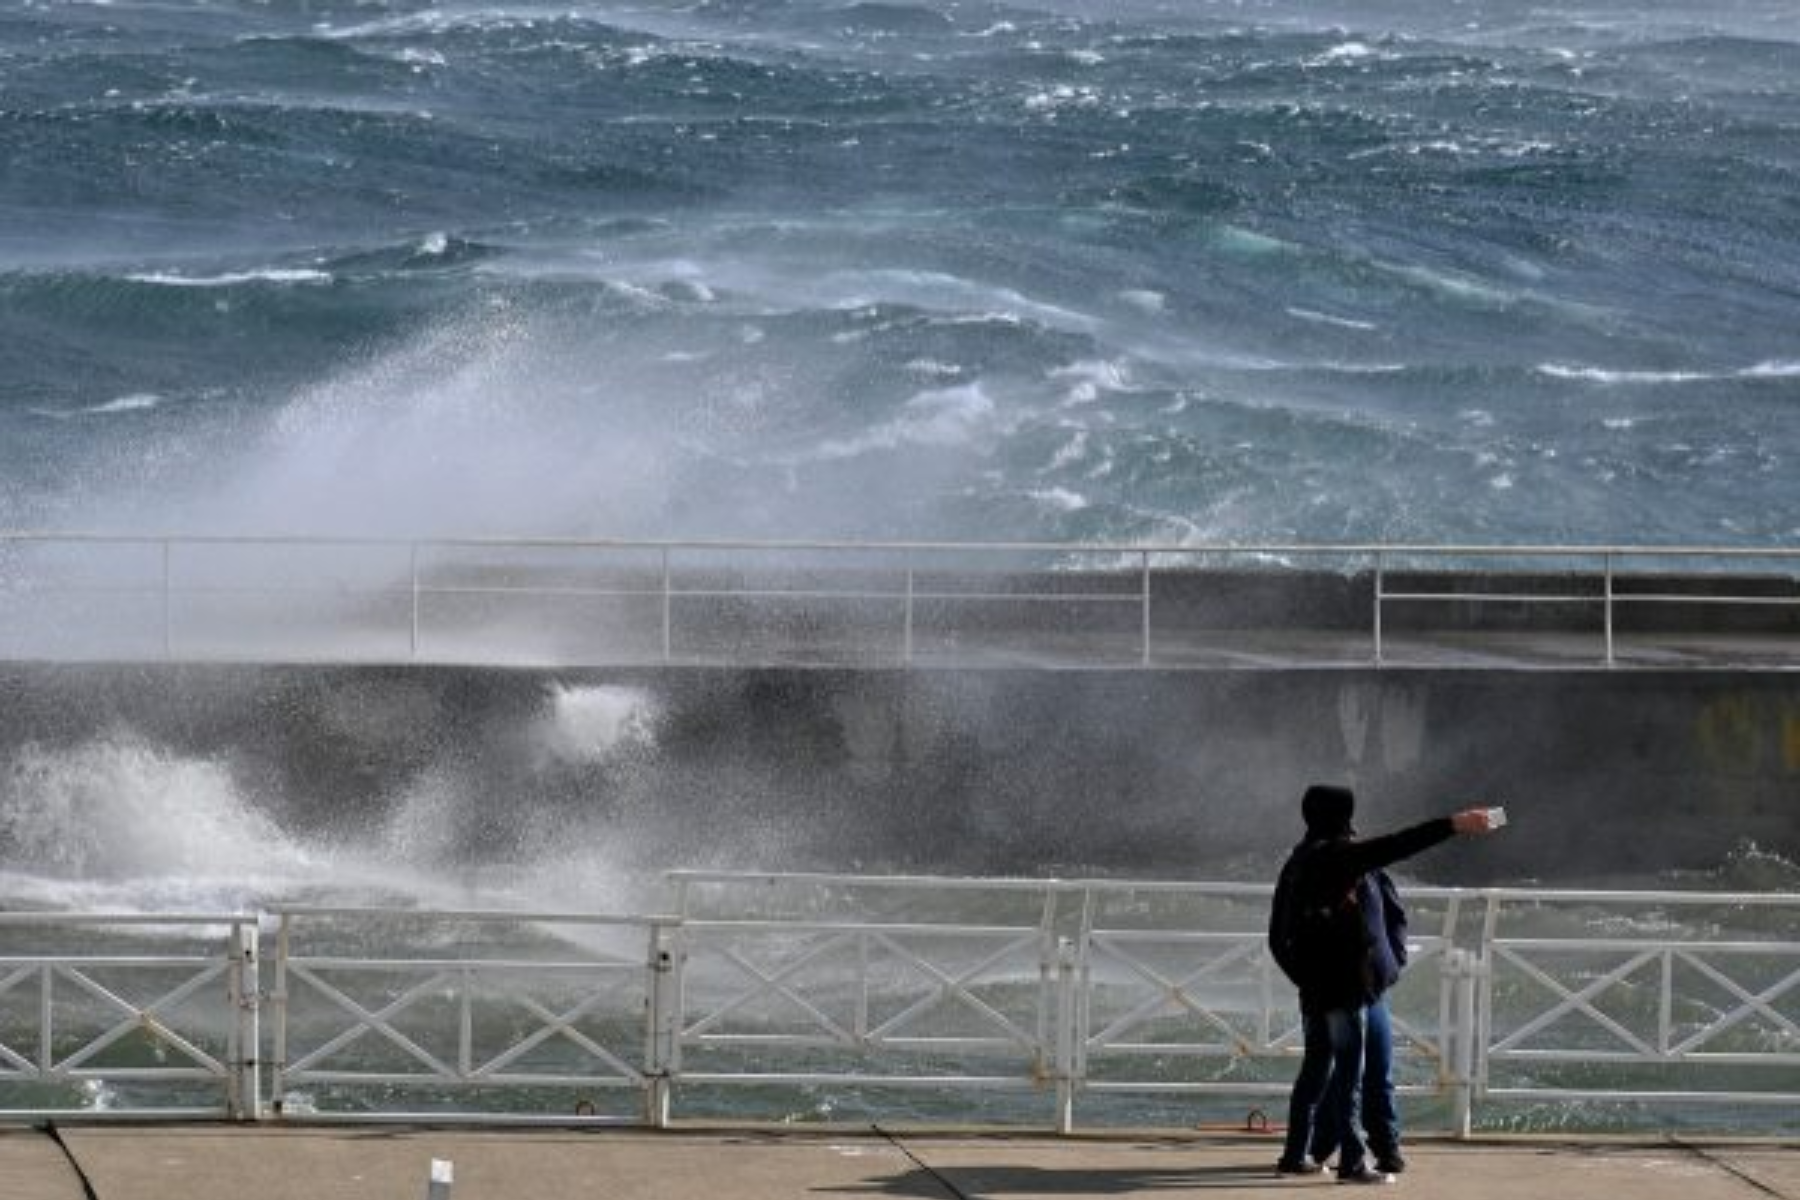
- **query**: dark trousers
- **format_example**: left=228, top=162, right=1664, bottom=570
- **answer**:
left=1279, top=1003, right=1368, bottom=1171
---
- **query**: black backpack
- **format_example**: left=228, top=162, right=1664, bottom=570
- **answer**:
left=1267, top=845, right=1353, bottom=989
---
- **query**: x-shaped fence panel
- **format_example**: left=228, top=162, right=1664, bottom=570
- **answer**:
left=1074, top=931, right=1453, bottom=1088
left=674, top=921, right=1054, bottom=1082
left=0, top=914, right=257, bottom=1118
left=0, top=958, right=230, bottom=1081
left=1487, top=939, right=1800, bottom=1064
left=271, top=910, right=662, bottom=1118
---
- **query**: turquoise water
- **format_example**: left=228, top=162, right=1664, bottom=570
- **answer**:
left=3, top=0, right=1798, bottom=544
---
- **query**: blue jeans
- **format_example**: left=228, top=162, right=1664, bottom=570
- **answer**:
left=1306, top=998, right=1401, bottom=1166
left=1361, top=997, right=1400, bottom=1159
left=1279, top=1004, right=1367, bottom=1171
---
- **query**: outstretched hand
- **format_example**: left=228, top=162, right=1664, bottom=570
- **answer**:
left=1451, top=807, right=1501, bottom=835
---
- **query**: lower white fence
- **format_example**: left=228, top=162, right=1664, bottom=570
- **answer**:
left=1, top=875, right=1795, bottom=1132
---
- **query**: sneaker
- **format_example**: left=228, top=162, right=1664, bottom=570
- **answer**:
left=1337, top=1163, right=1396, bottom=1185
left=1373, top=1151, right=1407, bottom=1175
left=1275, top=1157, right=1325, bottom=1176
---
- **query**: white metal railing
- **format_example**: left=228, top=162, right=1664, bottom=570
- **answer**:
left=1, top=533, right=1796, bottom=668
left=0, top=912, right=259, bottom=1120
left=268, top=907, right=673, bottom=1125
left=0, top=877, right=1795, bottom=1130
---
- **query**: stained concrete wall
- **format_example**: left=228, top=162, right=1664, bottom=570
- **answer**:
left=1, top=662, right=1794, bottom=886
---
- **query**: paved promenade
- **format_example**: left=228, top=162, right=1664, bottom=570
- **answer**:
left=3, top=1125, right=1795, bottom=1200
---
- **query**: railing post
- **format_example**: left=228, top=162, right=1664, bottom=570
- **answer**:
left=1140, top=550, right=1152, bottom=667
left=1054, top=936, right=1078, bottom=1135
left=644, top=922, right=678, bottom=1128
left=661, top=547, right=672, bottom=664
left=161, top=538, right=173, bottom=659
left=1372, top=550, right=1385, bottom=665
left=271, top=914, right=290, bottom=1117
left=1441, top=948, right=1479, bottom=1138
left=410, top=542, right=421, bottom=661
left=904, top=563, right=915, bottom=667
left=227, top=920, right=261, bottom=1120
left=1603, top=550, right=1615, bottom=666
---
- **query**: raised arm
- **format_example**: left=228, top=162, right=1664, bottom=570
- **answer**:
left=1329, top=807, right=1500, bottom=879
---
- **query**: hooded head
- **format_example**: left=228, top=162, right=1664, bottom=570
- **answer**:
left=1301, top=784, right=1356, bottom=838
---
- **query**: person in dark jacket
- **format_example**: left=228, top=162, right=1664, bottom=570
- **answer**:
left=1271, top=784, right=1499, bottom=1184
left=1311, top=868, right=1410, bottom=1174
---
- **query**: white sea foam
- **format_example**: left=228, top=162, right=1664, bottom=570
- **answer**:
left=810, top=382, right=997, bottom=461
left=1286, top=306, right=1377, bottom=331
left=1029, top=486, right=1089, bottom=512
left=1539, top=363, right=1706, bottom=384
left=1118, top=289, right=1165, bottom=314
left=0, top=736, right=311, bottom=884
left=1048, top=429, right=1090, bottom=471
left=1538, top=361, right=1798, bottom=384
left=534, top=684, right=658, bottom=768
left=1306, top=41, right=1381, bottom=67
left=127, top=268, right=331, bottom=288
left=88, top=393, right=162, bottom=414
left=1213, top=225, right=1294, bottom=257
left=1050, top=359, right=1132, bottom=405
left=28, top=394, right=163, bottom=420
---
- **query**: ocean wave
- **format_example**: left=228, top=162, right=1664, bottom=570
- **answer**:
left=807, top=381, right=999, bottom=462
left=28, top=394, right=164, bottom=421
left=1285, top=307, right=1377, bottom=331
left=1538, top=361, right=1800, bottom=384
left=125, top=268, right=332, bottom=288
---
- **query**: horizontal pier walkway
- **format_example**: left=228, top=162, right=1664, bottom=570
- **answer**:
left=4, top=1125, right=1796, bottom=1200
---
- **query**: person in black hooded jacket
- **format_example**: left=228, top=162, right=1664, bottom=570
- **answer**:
left=1271, top=784, right=1499, bottom=1184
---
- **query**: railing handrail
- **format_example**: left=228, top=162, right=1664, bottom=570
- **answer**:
left=668, top=868, right=1800, bottom=908
left=4, top=530, right=1800, bottom=560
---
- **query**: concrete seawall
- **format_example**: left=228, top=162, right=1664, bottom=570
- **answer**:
left=2, top=660, right=1794, bottom=883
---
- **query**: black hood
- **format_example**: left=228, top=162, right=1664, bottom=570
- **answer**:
left=1301, top=784, right=1355, bottom=838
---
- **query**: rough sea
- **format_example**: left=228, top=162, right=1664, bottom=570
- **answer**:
left=4, top=5, right=1800, bottom=1133
left=4, top=0, right=1799, bottom=546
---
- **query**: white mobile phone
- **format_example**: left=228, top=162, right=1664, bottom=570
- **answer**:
left=1486, top=806, right=1509, bottom=828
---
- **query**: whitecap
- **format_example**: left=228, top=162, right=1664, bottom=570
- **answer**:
left=29, top=394, right=163, bottom=419
left=1305, top=41, right=1381, bottom=68
left=127, top=268, right=331, bottom=288
left=1118, top=289, right=1165, bottom=314
left=1213, top=225, right=1294, bottom=257
left=1048, top=429, right=1089, bottom=471
left=1029, top=486, right=1089, bottom=512
left=1538, top=363, right=1706, bottom=384
left=418, top=231, right=449, bottom=256
left=1744, top=360, right=1800, bottom=378
left=1050, top=359, right=1131, bottom=390
left=88, top=393, right=161, bottom=414
left=809, top=383, right=996, bottom=461
left=1286, top=306, right=1376, bottom=331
